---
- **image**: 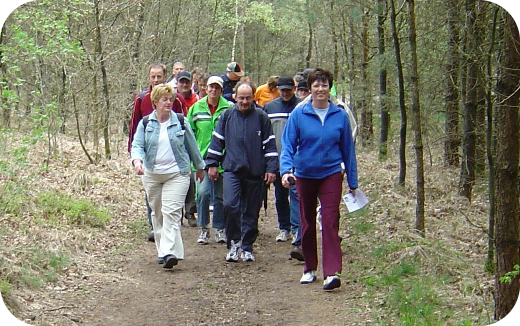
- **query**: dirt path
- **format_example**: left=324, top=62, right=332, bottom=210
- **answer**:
left=10, top=213, right=367, bottom=326
left=71, top=202, right=367, bottom=326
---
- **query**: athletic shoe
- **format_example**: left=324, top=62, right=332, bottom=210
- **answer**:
left=323, top=275, right=341, bottom=290
left=241, top=251, right=255, bottom=262
left=290, top=245, right=304, bottom=261
left=186, top=213, right=197, bottom=227
left=226, top=240, right=240, bottom=262
left=147, top=232, right=155, bottom=242
left=163, top=255, right=178, bottom=269
left=276, top=229, right=289, bottom=242
left=215, top=229, right=226, bottom=243
left=197, top=227, right=209, bottom=245
left=156, top=257, right=164, bottom=264
left=291, top=231, right=298, bottom=245
left=300, top=270, right=317, bottom=284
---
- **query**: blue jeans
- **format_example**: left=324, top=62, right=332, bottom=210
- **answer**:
left=274, top=173, right=301, bottom=245
left=196, top=170, right=225, bottom=229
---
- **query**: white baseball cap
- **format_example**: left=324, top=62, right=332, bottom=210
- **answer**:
left=207, top=76, right=224, bottom=88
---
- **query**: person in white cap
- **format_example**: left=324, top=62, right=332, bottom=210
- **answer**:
left=220, top=61, right=244, bottom=102
left=187, top=76, right=233, bottom=245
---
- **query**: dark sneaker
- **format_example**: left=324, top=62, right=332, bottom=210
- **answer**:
left=323, top=275, right=341, bottom=291
left=186, top=213, right=197, bottom=227
left=163, top=255, right=178, bottom=269
left=290, top=246, right=304, bottom=262
left=148, top=232, right=155, bottom=242
left=156, top=257, right=164, bottom=264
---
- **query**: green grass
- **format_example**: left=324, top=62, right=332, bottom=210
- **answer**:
left=37, top=191, right=111, bottom=228
left=0, top=278, right=13, bottom=296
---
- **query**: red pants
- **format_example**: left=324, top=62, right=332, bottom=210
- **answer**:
left=296, top=172, right=343, bottom=278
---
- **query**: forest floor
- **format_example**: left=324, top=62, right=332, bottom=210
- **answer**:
left=1, top=132, right=497, bottom=325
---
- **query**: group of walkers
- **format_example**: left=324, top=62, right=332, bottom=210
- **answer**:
left=128, top=61, right=358, bottom=291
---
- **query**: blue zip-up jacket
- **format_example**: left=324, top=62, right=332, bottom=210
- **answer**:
left=206, top=103, right=279, bottom=177
left=131, top=111, right=205, bottom=173
left=280, top=100, right=358, bottom=189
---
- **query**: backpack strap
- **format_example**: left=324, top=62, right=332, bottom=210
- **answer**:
left=176, top=113, right=185, bottom=130
left=142, top=115, right=149, bottom=129
left=142, top=113, right=184, bottom=130
left=139, top=90, right=148, bottom=101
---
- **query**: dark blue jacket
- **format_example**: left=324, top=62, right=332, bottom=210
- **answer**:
left=220, top=74, right=238, bottom=103
left=206, top=104, right=279, bottom=177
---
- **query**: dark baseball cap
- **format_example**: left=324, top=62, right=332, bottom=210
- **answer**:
left=177, top=71, right=192, bottom=81
left=277, top=76, right=295, bottom=90
left=297, top=80, right=309, bottom=90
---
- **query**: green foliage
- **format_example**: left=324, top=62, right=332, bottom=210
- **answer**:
left=499, top=265, right=520, bottom=284
left=0, top=278, right=13, bottom=296
left=37, top=191, right=111, bottom=228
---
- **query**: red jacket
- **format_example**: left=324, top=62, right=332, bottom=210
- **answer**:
left=127, top=86, right=188, bottom=152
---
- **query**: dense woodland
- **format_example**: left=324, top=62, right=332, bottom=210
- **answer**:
left=1, top=0, right=519, bottom=322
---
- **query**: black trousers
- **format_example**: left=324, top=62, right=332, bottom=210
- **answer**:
left=223, top=171, right=263, bottom=253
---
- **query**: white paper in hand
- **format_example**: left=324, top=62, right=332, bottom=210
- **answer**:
left=342, top=189, right=369, bottom=213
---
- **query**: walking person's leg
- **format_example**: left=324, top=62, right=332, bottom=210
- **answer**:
left=318, top=172, right=343, bottom=289
left=240, top=176, right=263, bottom=255
left=160, top=173, right=190, bottom=263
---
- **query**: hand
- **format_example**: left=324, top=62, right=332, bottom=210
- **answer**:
left=195, top=169, right=205, bottom=183
left=133, top=160, right=144, bottom=175
left=281, top=173, right=296, bottom=189
left=208, top=167, right=219, bottom=181
left=264, top=172, right=276, bottom=185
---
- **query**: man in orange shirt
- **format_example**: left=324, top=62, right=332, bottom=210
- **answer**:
left=254, top=75, right=280, bottom=107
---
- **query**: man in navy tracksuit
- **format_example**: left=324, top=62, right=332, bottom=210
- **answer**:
left=206, top=81, right=278, bottom=262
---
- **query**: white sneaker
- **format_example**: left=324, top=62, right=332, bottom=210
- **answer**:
left=241, top=251, right=255, bottom=262
left=276, top=229, right=289, bottom=242
left=226, top=240, right=240, bottom=262
left=215, top=229, right=226, bottom=243
left=291, top=231, right=298, bottom=245
left=323, top=275, right=341, bottom=290
left=197, top=227, right=209, bottom=245
left=300, top=270, right=317, bottom=284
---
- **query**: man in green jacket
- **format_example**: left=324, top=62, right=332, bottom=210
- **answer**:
left=187, top=76, right=233, bottom=245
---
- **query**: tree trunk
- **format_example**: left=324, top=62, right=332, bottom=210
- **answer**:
left=377, top=0, right=389, bottom=159
left=407, top=0, right=425, bottom=237
left=389, top=0, right=407, bottom=186
left=360, top=9, right=372, bottom=146
left=485, top=7, right=499, bottom=274
left=0, top=24, right=11, bottom=128
left=444, top=0, right=461, bottom=167
left=94, top=0, right=111, bottom=159
left=459, top=0, right=478, bottom=201
left=305, top=0, right=313, bottom=67
left=125, top=0, right=145, bottom=135
left=493, top=11, right=520, bottom=320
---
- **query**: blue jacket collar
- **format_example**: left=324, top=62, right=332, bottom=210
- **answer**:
left=302, top=99, right=340, bottom=115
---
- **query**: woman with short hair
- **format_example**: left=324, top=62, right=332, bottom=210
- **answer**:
left=131, top=84, right=205, bottom=269
left=280, top=68, right=358, bottom=290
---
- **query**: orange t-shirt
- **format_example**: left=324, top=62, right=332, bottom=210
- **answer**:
left=254, top=84, right=279, bottom=107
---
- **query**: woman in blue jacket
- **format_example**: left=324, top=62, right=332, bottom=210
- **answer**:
left=280, top=68, right=358, bottom=291
left=131, top=84, right=205, bottom=269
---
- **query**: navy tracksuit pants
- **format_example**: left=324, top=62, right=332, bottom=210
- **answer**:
left=223, top=171, right=264, bottom=253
